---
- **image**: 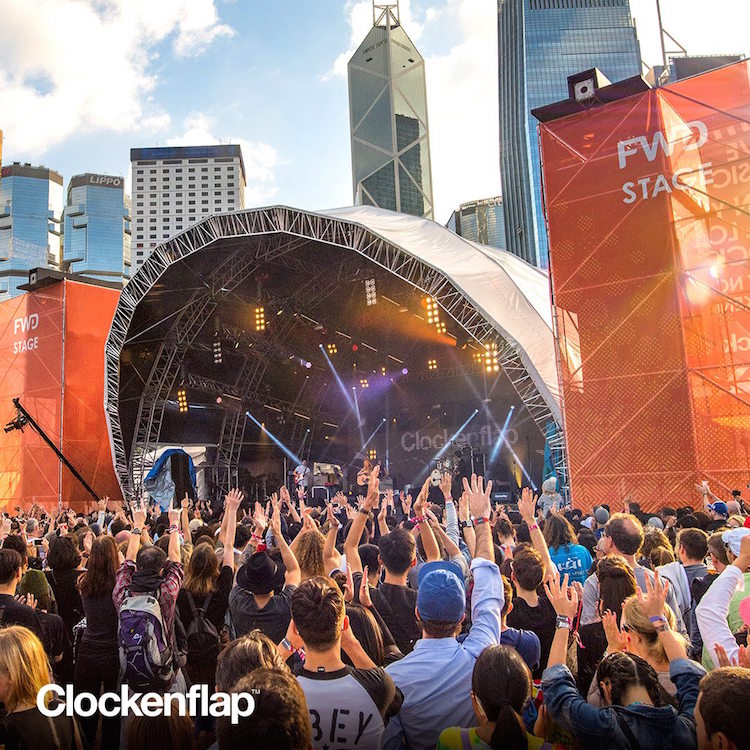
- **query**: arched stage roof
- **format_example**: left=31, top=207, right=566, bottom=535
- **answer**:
left=104, top=205, right=564, bottom=500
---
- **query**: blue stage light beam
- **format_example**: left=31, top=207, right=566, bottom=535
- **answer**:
left=246, top=412, right=302, bottom=465
left=430, top=408, right=480, bottom=467
left=490, top=406, right=514, bottom=462
left=360, top=417, right=387, bottom=454
left=504, top=438, right=537, bottom=491
left=319, top=344, right=355, bottom=411
left=352, top=386, right=365, bottom=445
left=297, top=427, right=311, bottom=456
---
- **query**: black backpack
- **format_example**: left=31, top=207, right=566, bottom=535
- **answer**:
left=184, top=591, right=220, bottom=665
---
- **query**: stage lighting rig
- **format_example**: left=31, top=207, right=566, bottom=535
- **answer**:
left=427, top=359, right=438, bottom=371
left=365, top=278, right=377, bottom=306
left=367, top=449, right=377, bottom=461
left=212, top=333, right=223, bottom=365
left=177, top=387, right=189, bottom=413
left=255, top=306, right=266, bottom=332
left=326, top=343, right=338, bottom=355
left=484, top=343, right=500, bottom=373
left=425, top=297, right=446, bottom=333
left=359, top=378, right=369, bottom=389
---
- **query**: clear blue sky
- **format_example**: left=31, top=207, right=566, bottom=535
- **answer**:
left=1, top=0, right=748, bottom=223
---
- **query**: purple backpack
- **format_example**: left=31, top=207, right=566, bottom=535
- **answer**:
left=118, top=593, right=175, bottom=690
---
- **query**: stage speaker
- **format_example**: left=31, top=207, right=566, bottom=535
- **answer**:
left=573, top=78, right=596, bottom=102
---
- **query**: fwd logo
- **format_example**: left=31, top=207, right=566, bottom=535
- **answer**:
left=13, top=314, right=39, bottom=335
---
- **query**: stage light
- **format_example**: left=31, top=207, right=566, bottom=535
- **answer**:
left=352, top=343, right=359, bottom=352
left=177, top=387, right=188, bottom=413
left=473, top=351, right=483, bottom=365
left=425, top=296, right=446, bottom=334
left=215, top=396, right=222, bottom=404
left=367, top=449, right=377, bottom=461
left=359, top=378, right=369, bottom=389
left=212, top=334, right=223, bottom=365
left=326, top=343, right=338, bottom=355
left=427, top=358, right=438, bottom=371
left=484, top=343, right=500, bottom=373
left=380, top=366, right=387, bottom=376
left=365, top=278, right=377, bottom=306
left=254, top=306, right=266, bottom=332
left=304, top=360, right=312, bottom=369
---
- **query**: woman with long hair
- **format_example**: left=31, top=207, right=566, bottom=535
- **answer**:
left=344, top=603, right=385, bottom=667
left=0, top=626, right=85, bottom=749
left=75, top=535, right=121, bottom=748
left=576, top=555, right=637, bottom=696
left=176, top=494, right=238, bottom=688
left=438, top=645, right=564, bottom=750
left=543, top=514, right=593, bottom=586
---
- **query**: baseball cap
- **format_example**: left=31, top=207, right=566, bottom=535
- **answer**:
left=188, top=518, right=202, bottom=532
left=580, top=517, right=594, bottom=530
left=417, top=561, right=465, bottom=623
left=542, top=477, right=557, bottom=493
left=708, top=501, right=729, bottom=518
left=594, top=507, right=610, bottom=525
left=722, top=528, right=750, bottom=557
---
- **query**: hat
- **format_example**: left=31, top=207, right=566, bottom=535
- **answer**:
left=647, top=517, right=664, bottom=530
left=188, top=518, right=202, bottom=532
left=417, top=561, right=465, bottom=623
left=542, top=477, right=557, bottom=493
left=708, top=502, right=729, bottom=518
left=19, top=570, right=49, bottom=607
left=236, top=551, right=285, bottom=594
left=581, top=518, right=594, bottom=530
left=722, top=528, right=750, bottom=557
left=594, top=507, right=610, bottom=525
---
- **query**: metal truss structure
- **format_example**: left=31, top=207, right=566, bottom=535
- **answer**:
left=105, top=206, right=567, bottom=501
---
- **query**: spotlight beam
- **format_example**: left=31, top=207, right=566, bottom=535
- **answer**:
left=360, top=418, right=387, bottom=454
left=352, top=386, right=365, bottom=445
left=490, top=406, right=514, bottom=463
left=418, top=409, right=481, bottom=483
left=246, top=411, right=302, bottom=465
left=319, top=344, right=355, bottom=411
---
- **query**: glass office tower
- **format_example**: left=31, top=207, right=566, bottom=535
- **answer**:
left=63, top=174, right=131, bottom=283
left=447, top=197, right=507, bottom=250
left=348, top=3, right=434, bottom=219
left=0, top=163, right=63, bottom=297
left=498, top=0, right=641, bottom=267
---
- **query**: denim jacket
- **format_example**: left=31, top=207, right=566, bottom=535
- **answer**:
left=541, top=658, right=704, bottom=749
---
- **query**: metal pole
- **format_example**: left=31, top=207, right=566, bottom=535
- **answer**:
left=13, top=398, right=100, bottom=504
left=655, top=0, right=668, bottom=70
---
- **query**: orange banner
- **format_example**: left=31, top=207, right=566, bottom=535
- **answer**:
left=540, top=61, right=750, bottom=512
left=0, top=280, right=122, bottom=513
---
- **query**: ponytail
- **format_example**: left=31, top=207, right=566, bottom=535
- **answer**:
left=488, top=703, right=527, bottom=750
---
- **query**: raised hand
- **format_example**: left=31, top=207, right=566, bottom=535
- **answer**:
left=518, top=487, right=538, bottom=524
left=385, top=489, right=394, bottom=509
left=326, top=503, right=340, bottom=529
left=636, top=570, right=670, bottom=621
left=83, top=530, right=94, bottom=556
left=270, top=505, right=282, bottom=539
left=364, top=465, right=381, bottom=510
left=462, top=474, right=493, bottom=520
left=414, top=476, right=431, bottom=517
left=280, top=485, right=291, bottom=508
left=544, top=573, right=579, bottom=619
left=254, top=501, right=267, bottom=531
left=180, top=493, right=190, bottom=510
left=167, top=506, right=180, bottom=528
left=132, top=503, right=147, bottom=530
left=225, top=488, right=243, bottom=512
left=458, top=491, right=469, bottom=522
left=343, top=563, right=355, bottom=603
left=601, top=610, right=627, bottom=652
left=359, top=565, right=373, bottom=608
left=440, top=472, right=453, bottom=502
left=98, top=497, right=109, bottom=512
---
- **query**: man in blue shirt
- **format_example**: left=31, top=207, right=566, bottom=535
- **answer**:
left=383, top=475, right=504, bottom=750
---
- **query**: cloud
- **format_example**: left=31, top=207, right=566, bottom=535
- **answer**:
left=328, top=0, right=500, bottom=223
left=0, top=0, right=234, bottom=158
left=167, top=114, right=282, bottom=206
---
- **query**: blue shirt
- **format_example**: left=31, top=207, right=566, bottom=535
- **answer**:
left=383, top=558, right=504, bottom=750
left=501, top=626, right=541, bottom=672
left=548, top=544, right=593, bottom=586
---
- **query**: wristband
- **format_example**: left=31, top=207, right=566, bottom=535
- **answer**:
left=281, top=637, right=294, bottom=652
left=648, top=615, right=667, bottom=624
left=131, top=527, right=141, bottom=536
left=528, top=523, right=539, bottom=531
left=459, top=520, right=473, bottom=529
left=358, top=508, right=370, bottom=516
left=474, top=517, right=490, bottom=526
left=412, top=516, right=427, bottom=524
left=555, top=615, right=571, bottom=629
left=168, top=525, right=178, bottom=534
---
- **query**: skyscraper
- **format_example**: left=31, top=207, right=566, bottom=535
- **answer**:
left=447, top=197, right=507, bottom=250
left=498, top=0, right=641, bottom=267
left=348, top=2, right=433, bottom=219
left=129, top=144, right=246, bottom=272
left=63, top=173, right=131, bottom=283
left=0, top=162, right=63, bottom=297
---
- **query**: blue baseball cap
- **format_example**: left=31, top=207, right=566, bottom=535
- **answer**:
left=708, top=501, right=729, bottom=518
left=417, top=561, right=466, bottom=623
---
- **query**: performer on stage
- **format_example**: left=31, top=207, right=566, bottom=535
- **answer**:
left=294, top=459, right=312, bottom=493
left=356, top=458, right=373, bottom=487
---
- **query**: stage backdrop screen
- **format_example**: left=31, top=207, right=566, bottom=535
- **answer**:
left=539, top=60, right=750, bottom=511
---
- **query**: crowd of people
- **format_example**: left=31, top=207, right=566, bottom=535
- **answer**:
left=0, top=469, right=749, bottom=750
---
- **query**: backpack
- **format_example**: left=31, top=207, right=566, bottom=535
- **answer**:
left=118, top=593, right=175, bottom=691
left=184, top=590, right=220, bottom=666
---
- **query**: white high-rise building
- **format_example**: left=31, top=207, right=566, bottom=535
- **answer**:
left=129, top=145, right=246, bottom=271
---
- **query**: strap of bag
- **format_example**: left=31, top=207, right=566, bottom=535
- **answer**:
left=186, top=589, right=213, bottom=616
left=613, top=708, right=644, bottom=750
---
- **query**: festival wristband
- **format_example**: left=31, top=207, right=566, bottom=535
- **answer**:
left=168, top=525, right=178, bottom=534
left=474, top=517, right=490, bottom=526
left=528, top=523, right=539, bottom=531
left=648, top=615, right=667, bottom=624
left=280, top=637, right=294, bottom=653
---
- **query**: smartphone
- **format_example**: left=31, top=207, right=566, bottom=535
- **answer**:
left=33, top=539, right=43, bottom=546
